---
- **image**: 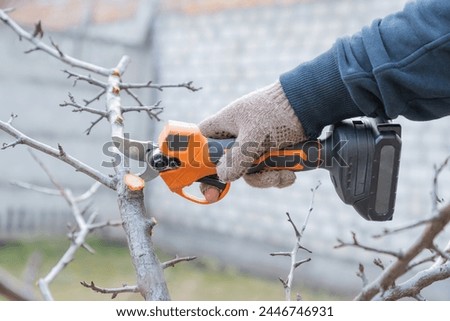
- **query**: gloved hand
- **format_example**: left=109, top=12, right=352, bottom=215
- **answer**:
left=199, top=81, right=308, bottom=202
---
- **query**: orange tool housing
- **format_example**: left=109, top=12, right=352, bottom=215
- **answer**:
left=158, top=121, right=230, bottom=204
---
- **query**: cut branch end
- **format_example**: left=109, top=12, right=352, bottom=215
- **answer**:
left=124, top=173, right=145, bottom=191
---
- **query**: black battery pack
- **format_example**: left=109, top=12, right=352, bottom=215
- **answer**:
left=322, top=118, right=402, bottom=221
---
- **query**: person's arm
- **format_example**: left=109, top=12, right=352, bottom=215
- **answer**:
left=281, top=0, right=450, bottom=138
left=200, top=0, right=450, bottom=201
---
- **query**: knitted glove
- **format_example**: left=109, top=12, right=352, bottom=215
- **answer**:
left=199, top=81, right=307, bottom=199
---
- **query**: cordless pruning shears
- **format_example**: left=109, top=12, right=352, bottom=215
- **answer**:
left=113, top=117, right=402, bottom=221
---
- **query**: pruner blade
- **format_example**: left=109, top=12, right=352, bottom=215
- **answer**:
left=111, top=135, right=160, bottom=182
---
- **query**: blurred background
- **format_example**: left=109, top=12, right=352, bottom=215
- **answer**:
left=1, top=0, right=449, bottom=300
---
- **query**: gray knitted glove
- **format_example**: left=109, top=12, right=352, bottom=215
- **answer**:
left=199, top=81, right=307, bottom=193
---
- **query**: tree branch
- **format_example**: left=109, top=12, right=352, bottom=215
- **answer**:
left=121, top=100, right=164, bottom=121
left=353, top=203, right=450, bottom=301
left=271, top=181, right=320, bottom=301
left=379, top=261, right=450, bottom=301
left=120, top=80, right=202, bottom=92
left=84, top=115, right=105, bottom=135
left=432, top=156, right=450, bottom=214
left=161, top=256, right=197, bottom=269
left=63, top=70, right=107, bottom=88
left=0, top=9, right=112, bottom=76
left=106, top=60, right=170, bottom=301
left=11, top=152, right=118, bottom=300
left=0, top=119, right=116, bottom=190
left=59, top=93, right=108, bottom=117
left=83, top=89, right=106, bottom=107
left=335, top=231, right=403, bottom=259
left=0, top=267, right=37, bottom=301
left=80, top=281, right=139, bottom=299
left=10, top=181, right=61, bottom=196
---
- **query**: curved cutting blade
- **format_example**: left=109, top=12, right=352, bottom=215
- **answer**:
left=111, top=135, right=160, bottom=181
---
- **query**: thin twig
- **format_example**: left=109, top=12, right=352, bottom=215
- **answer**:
left=271, top=181, right=320, bottom=301
left=60, top=98, right=108, bottom=117
left=83, top=89, right=106, bottom=106
left=80, top=281, right=139, bottom=299
left=84, top=115, right=105, bottom=135
left=73, top=181, right=102, bottom=202
left=0, top=9, right=112, bottom=76
left=379, top=261, right=450, bottom=301
left=161, top=256, right=197, bottom=269
left=120, top=80, right=202, bottom=92
left=124, top=88, right=145, bottom=106
left=356, top=263, right=368, bottom=287
left=121, top=101, right=164, bottom=120
left=88, top=220, right=123, bottom=231
left=63, top=70, right=107, bottom=88
left=432, top=156, right=450, bottom=214
left=23, top=154, right=117, bottom=300
left=0, top=119, right=116, bottom=189
left=10, top=181, right=61, bottom=196
left=7, top=113, right=17, bottom=125
left=1, top=138, right=23, bottom=150
left=335, top=232, right=403, bottom=258
left=354, top=203, right=450, bottom=300
left=430, top=243, right=450, bottom=261
left=372, top=219, right=433, bottom=239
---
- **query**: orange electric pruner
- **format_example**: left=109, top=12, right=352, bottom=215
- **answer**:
left=112, top=120, right=318, bottom=204
left=113, top=118, right=402, bottom=222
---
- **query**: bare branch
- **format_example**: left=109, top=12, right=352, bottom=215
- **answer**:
left=372, top=219, right=432, bottom=239
left=2, top=8, right=14, bottom=14
left=354, top=203, right=450, bottom=301
left=270, top=252, right=291, bottom=257
left=335, top=231, right=403, bottom=259
left=0, top=119, right=116, bottom=190
left=407, top=255, right=436, bottom=271
left=293, top=258, right=311, bottom=269
left=124, top=88, right=145, bottom=106
left=60, top=93, right=108, bottom=117
left=356, top=263, right=368, bottom=287
left=84, top=89, right=106, bottom=106
left=161, top=256, right=197, bottom=269
left=63, top=70, right=107, bottom=88
left=73, top=181, right=102, bottom=202
left=28, top=149, right=65, bottom=196
left=7, top=113, right=17, bottom=125
left=432, top=156, right=450, bottom=214
left=106, top=57, right=170, bottom=301
left=120, top=80, right=202, bottom=92
left=430, top=243, right=450, bottom=261
left=0, top=10, right=112, bottom=75
left=32, top=169, right=115, bottom=300
left=88, top=219, right=122, bottom=232
left=84, top=115, right=105, bottom=135
left=272, top=182, right=320, bottom=301
left=80, top=281, right=139, bottom=299
left=432, top=239, right=450, bottom=268
left=121, top=100, right=164, bottom=121
left=10, top=180, right=60, bottom=196
left=81, top=242, right=96, bottom=255
left=0, top=267, right=37, bottom=301
left=1, top=138, right=23, bottom=150
left=380, top=261, right=450, bottom=301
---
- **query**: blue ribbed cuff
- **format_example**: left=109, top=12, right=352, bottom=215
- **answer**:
left=280, top=47, right=363, bottom=138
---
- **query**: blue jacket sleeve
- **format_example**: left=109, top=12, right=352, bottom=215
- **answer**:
left=280, top=0, right=450, bottom=138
